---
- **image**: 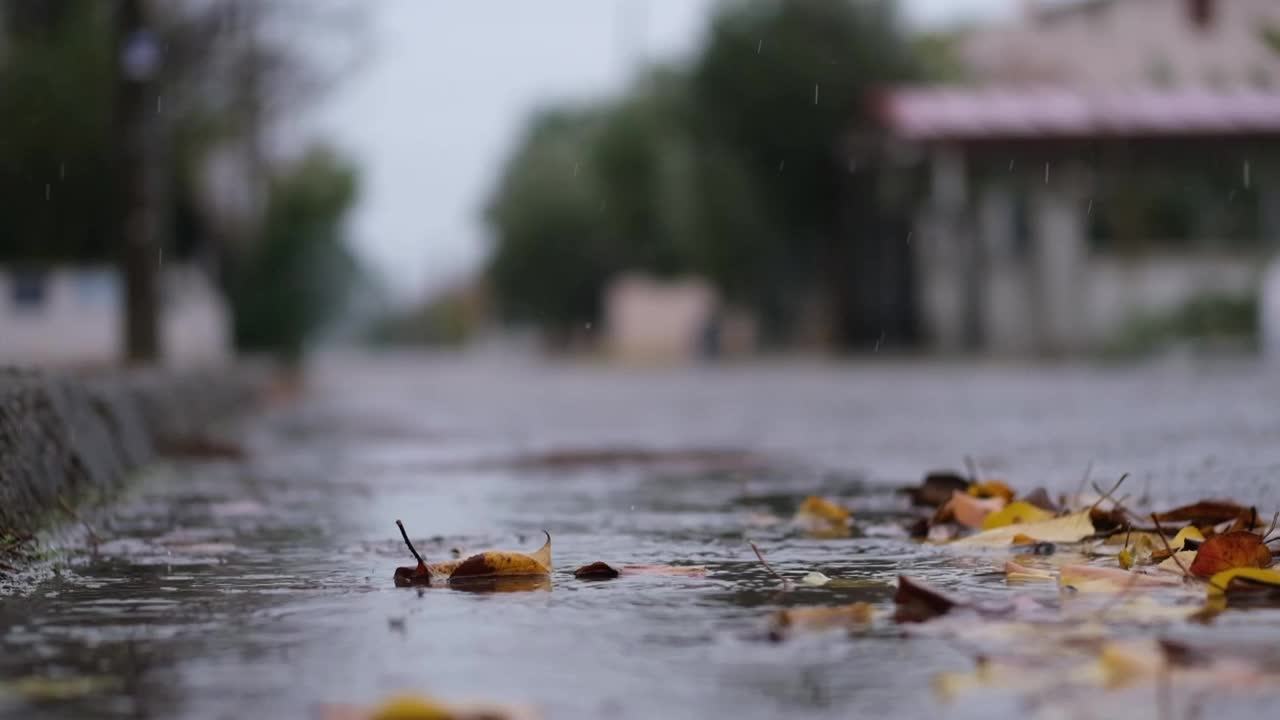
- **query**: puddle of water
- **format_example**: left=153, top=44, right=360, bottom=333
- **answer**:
left=4, top=357, right=1280, bottom=719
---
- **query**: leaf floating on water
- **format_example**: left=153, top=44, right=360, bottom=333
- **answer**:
left=770, top=602, right=874, bottom=637
left=793, top=496, right=852, bottom=534
left=951, top=511, right=1095, bottom=546
left=320, top=693, right=539, bottom=720
left=894, top=575, right=962, bottom=623
left=393, top=521, right=551, bottom=587
left=573, top=562, right=707, bottom=579
left=982, top=501, right=1054, bottom=530
left=1188, top=531, right=1273, bottom=577
left=1058, top=564, right=1183, bottom=592
left=1206, top=567, right=1280, bottom=597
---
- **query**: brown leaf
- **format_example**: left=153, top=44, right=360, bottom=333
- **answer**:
left=573, top=562, right=707, bottom=579
left=1153, top=500, right=1247, bottom=526
left=894, top=575, right=962, bottom=623
left=1188, top=531, right=1273, bottom=577
left=1021, top=487, right=1059, bottom=513
left=394, top=522, right=551, bottom=586
left=901, top=471, right=970, bottom=507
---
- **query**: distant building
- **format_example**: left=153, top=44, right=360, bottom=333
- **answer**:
left=0, top=266, right=231, bottom=368
left=603, top=274, right=756, bottom=363
left=875, top=0, right=1280, bottom=354
left=963, top=0, right=1280, bottom=90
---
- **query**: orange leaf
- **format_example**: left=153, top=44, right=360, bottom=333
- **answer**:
left=1188, top=531, right=1273, bottom=577
left=935, top=491, right=1005, bottom=529
left=968, top=480, right=1015, bottom=503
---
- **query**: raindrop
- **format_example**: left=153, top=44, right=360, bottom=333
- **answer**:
left=584, top=322, right=592, bottom=331
left=1044, top=163, right=1050, bottom=184
left=778, top=160, right=785, bottom=172
left=1009, top=160, right=1015, bottom=171
left=814, top=84, right=820, bottom=105
left=573, top=162, right=579, bottom=177
left=905, top=231, right=912, bottom=245
left=1243, top=160, right=1251, bottom=189
left=157, top=248, right=163, bottom=268
left=59, top=163, right=65, bottom=179
left=874, top=331, right=885, bottom=352
left=756, top=39, right=762, bottom=54
left=1087, top=199, right=1093, bottom=216
left=156, top=95, right=163, bottom=114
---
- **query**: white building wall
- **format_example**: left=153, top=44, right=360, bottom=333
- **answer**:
left=0, top=266, right=231, bottom=368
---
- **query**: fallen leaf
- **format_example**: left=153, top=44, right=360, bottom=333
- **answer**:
left=769, top=602, right=874, bottom=636
left=894, top=575, right=962, bottom=623
left=1188, top=531, right=1273, bottom=577
left=1155, top=550, right=1197, bottom=575
left=799, top=571, right=831, bottom=586
left=1205, top=567, right=1280, bottom=597
left=968, top=480, right=1015, bottom=503
left=793, top=496, right=851, bottom=529
left=572, top=562, right=707, bottom=579
left=935, top=491, right=1005, bottom=530
left=1058, top=564, right=1184, bottom=591
left=951, top=511, right=1095, bottom=546
left=1003, top=559, right=1054, bottom=581
left=320, top=693, right=538, bottom=720
left=1153, top=500, right=1247, bottom=526
left=1020, top=487, right=1059, bottom=512
left=901, top=471, right=969, bottom=507
left=982, top=501, right=1055, bottom=530
left=393, top=521, right=551, bottom=587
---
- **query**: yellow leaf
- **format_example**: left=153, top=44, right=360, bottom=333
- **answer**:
left=1206, top=567, right=1280, bottom=597
left=1117, top=547, right=1134, bottom=570
left=967, top=480, right=1015, bottom=503
left=981, top=501, right=1055, bottom=530
left=394, top=524, right=551, bottom=586
left=951, top=511, right=1095, bottom=546
left=1170, top=525, right=1205, bottom=549
left=794, top=496, right=851, bottom=526
left=370, top=696, right=452, bottom=720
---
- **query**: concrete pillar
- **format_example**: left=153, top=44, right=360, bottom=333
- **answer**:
left=1031, top=163, right=1088, bottom=354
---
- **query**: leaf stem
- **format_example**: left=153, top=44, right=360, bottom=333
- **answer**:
left=396, top=519, right=426, bottom=565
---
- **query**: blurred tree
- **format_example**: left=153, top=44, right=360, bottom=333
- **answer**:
left=228, top=146, right=361, bottom=362
left=485, top=0, right=920, bottom=347
left=486, top=107, right=611, bottom=334
left=687, top=0, right=919, bottom=344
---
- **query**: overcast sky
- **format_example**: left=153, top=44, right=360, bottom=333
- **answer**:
left=303, top=0, right=1015, bottom=301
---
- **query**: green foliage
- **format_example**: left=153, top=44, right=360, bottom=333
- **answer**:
left=229, top=146, right=360, bottom=360
left=0, top=0, right=117, bottom=262
left=485, top=0, right=920, bottom=342
left=1104, top=293, right=1258, bottom=358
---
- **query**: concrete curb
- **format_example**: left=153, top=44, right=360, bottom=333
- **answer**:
left=0, top=366, right=267, bottom=539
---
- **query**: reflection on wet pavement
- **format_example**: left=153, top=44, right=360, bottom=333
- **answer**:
left=3, top=354, right=1280, bottom=719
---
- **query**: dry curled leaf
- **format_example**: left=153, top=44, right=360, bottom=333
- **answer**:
left=1206, top=567, right=1280, bottom=597
left=393, top=521, right=551, bottom=587
left=1189, top=531, right=1274, bottom=578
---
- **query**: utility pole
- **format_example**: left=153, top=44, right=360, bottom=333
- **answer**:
left=116, top=0, right=162, bottom=364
